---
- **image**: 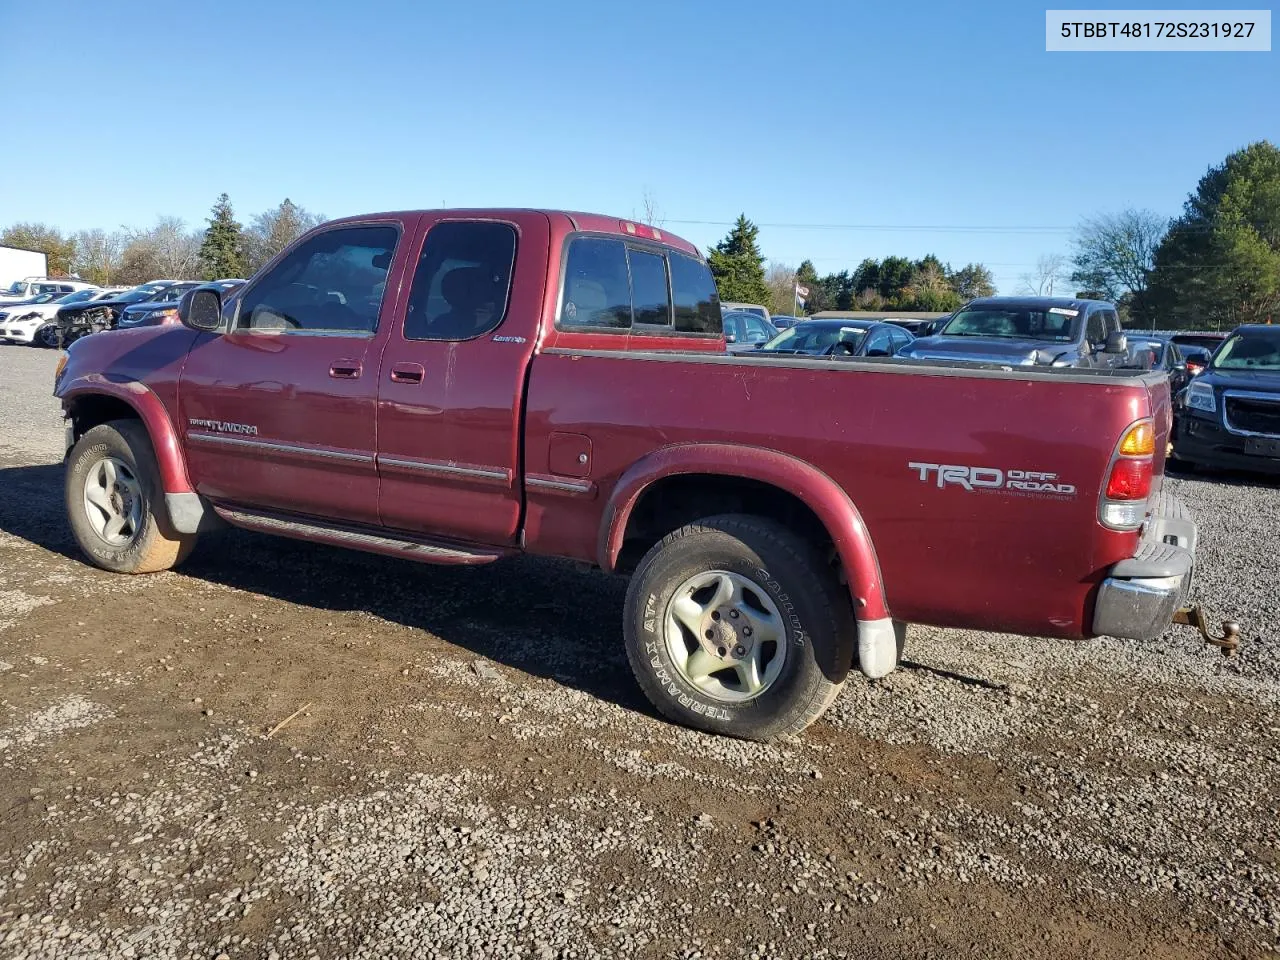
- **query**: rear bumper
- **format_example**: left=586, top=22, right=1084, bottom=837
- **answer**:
left=1092, top=492, right=1196, bottom=641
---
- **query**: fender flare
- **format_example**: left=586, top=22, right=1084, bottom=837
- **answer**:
left=598, top=443, right=889, bottom=623
left=61, top=377, right=193, bottom=495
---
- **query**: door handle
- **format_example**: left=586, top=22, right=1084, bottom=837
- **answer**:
left=330, top=359, right=362, bottom=379
left=390, top=362, right=425, bottom=385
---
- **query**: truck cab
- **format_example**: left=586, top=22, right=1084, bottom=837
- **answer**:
left=899, top=296, right=1129, bottom=368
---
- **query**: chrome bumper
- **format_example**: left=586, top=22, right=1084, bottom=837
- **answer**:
left=1092, top=492, right=1196, bottom=641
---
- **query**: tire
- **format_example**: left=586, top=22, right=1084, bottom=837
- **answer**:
left=36, top=324, right=59, bottom=349
left=623, top=514, right=854, bottom=741
left=65, top=419, right=196, bottom=574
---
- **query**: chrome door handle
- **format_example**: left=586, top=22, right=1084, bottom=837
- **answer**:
left=390, top=362, right=425, bottom=384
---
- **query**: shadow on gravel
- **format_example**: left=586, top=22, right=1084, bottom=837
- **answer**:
left=0, top=461, right=654, bottom=718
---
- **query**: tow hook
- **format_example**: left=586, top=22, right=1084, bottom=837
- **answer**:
left=1172, top=605, right=1241, bottom=657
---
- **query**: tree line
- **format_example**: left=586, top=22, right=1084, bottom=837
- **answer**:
left=706, top=140, right=1279, bottom=329
left=708, top=214, right=995, bottom=315
left=1, top=195, right=323, bottom=287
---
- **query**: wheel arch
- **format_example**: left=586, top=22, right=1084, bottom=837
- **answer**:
left=61, top=381, right=194, bottom=496
left=599, top=443, right=889, bottom=623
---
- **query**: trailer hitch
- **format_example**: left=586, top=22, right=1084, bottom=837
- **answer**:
left=1172, top=605, right=1241, bottom=657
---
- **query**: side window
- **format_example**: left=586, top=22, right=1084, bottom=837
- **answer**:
left=746, top=317, right=772, bottom=342
left=404, top=221, right=517, bottom=341
left=236, top=225, right=397, bottom=334
left=628, top=248, right=670, bottom=327
left=889, top=329, right=911, bottom=352
left=670, top=252, right=720, bottom=334
left=723, top=315, right=743, bottom=341
left=559, top=237, right=631, bottom=330
left=865, top=327, right=894, bottom=355
left=1084, top=310, right=1106, bottom=346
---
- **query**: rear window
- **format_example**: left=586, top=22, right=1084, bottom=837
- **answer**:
left=670, top=252, right=720, bottom=333
left=558, top=235, right=720, bottom=336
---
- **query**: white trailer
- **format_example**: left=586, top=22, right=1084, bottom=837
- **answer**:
left=0, top=245, right=51, bottom=297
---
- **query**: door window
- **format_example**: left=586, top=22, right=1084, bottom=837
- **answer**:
left=1084, top=310, right=1106, bottom=346
left=745, top=317, right=772, bottom=342
left=404, top=221, right=517, bottom=341
left=235, top=225, right=398, bottom=334
left=864, top=327, right=894, bottom=356
left=722, top=315, right=744, bottom=342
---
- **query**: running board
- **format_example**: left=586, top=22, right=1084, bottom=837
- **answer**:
left=213, top=506, right=507, bottom=566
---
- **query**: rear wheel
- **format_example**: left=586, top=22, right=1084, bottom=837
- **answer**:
left=65, top=420, right=196, bottom=573
left=623, top=514, right=854, bottom=741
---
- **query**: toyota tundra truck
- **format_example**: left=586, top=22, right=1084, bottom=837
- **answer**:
left=53, top=209, right=1196, bottom=740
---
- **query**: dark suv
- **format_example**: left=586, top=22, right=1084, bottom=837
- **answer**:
left=1173, top=324, right=1280, bottom=474
left=897, top=297, right=1129, bottom=369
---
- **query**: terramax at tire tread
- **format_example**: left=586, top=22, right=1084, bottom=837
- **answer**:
left=65, top=419, right=196, bottom=574
left=623, top=513, right=854, bottom=741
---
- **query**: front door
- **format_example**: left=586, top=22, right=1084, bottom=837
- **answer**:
left=179, top=220, right=411, bottom=525
left=374, top=213, right=549, bottom=544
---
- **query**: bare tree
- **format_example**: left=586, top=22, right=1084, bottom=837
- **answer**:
left=71, top=229, right=126, bottom=285
left=115, top=217, right=202, bottom=282
left=765, top=261, right=797, bottom=315
left=245, top=199, right=324, bottom=271
left=1018, top=254, right=1069, bottom=296
left=1070, top=209, right=1166, bottom=301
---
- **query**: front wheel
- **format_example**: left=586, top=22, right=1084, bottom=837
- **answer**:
left=36, top=324, right=59, bottom=348
left=65, top=420, right=196, bottom=574
left=623, top=514, right=854, bottom=740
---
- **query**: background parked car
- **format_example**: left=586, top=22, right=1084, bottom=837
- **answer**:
left=0, top=277, right=97, bottom=304
left=0, top=288, right=120, bottom=346
left=720, top=301, right=772, bottom=326
left=1123, top=335, right=1193, bottom=395
left=1181, top=344, right=1213, bottom=376
left=117, top=281, right=205, bottom=328
left=898, top=297, right=1128, bottom=369
left=722, top=309, right=778, bottom=352
left=54, top=282, right=187, bottom=343
left=755, top=318, right=914, bottom=358
left=1173, top=324, right=1280, bottom=474
left=1171, top=332, right=1229, bottom=353
left=768, top=314, right=803, bottom=330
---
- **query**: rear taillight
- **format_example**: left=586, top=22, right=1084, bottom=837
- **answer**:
left=1100, top=419, right=1154, bottom=530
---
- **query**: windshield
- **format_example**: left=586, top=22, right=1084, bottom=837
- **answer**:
left=1212, top=332, right=1280, bottom=371
left=761, top=323, right=868, bottom=354
left=3, top=281, right=28, bottom=295
left=115, top=289, right=154, bottom=303
left=940, top=307, right=1078, bottom=342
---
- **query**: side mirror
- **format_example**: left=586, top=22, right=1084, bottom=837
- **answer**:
left=181, top=289, right=223, bottom=333
left=1104, top=331, right=1128, bottom=354
left=724, top=333, right=737, bottom=344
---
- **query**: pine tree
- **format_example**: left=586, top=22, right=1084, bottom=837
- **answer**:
left=707, top=214, right=771, bottom=305
left=198, top=194, right=246, bottom=281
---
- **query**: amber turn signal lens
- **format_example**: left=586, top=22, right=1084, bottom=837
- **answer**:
left=1119, top=421, right=1155, bottom=457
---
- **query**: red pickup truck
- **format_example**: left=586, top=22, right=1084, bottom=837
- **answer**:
left=54, top=209, right=1196, bottom=740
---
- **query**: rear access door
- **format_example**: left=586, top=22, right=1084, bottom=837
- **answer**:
left=374, top=212, right=550, bottom=544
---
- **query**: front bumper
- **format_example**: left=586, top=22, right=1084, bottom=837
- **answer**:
left=1092, top=492, right=1196, bottom=641
left=1174, top=414, right=1280, bottom=475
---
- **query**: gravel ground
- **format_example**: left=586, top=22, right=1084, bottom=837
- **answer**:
left=0, top=343, right=1277, bottom=959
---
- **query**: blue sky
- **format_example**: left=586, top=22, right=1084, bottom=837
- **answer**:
left=1, top=0, right=1275, bottom=293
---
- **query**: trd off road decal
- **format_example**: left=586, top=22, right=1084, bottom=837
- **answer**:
left=188, top=418, right=259, bottom=436
left=909, top=462, right=1076, bottom=496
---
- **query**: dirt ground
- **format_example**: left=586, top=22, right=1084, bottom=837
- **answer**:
left=1, top=345, right=1277, bottom=959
